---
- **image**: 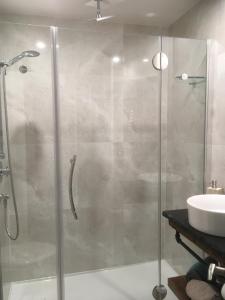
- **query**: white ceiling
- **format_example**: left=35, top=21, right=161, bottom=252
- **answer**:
left=0, top=0, right=201, bottom=27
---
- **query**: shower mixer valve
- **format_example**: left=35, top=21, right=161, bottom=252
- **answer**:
left=0, top=167, right=10, bottom=176
left=0, top=193, right=9, bottom=202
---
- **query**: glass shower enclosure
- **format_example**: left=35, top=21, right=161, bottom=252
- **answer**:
left=57, top=26, right=164, bottom=300
left=0, top=21, right=207, bottom=300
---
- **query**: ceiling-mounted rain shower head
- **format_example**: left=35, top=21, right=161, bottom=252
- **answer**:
left=85, top=0, right=123, bottom=7
left=86, top=0, right=108, bottom=7
left=7, top=50, right=40, bottom=67
left=88, top=0, right=114, bottom=22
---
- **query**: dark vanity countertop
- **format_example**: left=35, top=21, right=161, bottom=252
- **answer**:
left=163, top=209, right=225, bottom=264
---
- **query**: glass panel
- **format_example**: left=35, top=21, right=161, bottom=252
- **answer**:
left=0, top=23, right=58, bottom=299
left=162, top=37, right=207, bottom=274
left=57, top=24, right=172, bottom=299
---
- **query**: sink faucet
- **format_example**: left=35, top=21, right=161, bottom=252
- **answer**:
left=207, top=180, right=224, bottom=194
left=208, top=263, right=225, bottom=280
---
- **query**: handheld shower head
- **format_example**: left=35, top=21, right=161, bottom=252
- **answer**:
left=7, top=50, right=40, bottom=67
left=23, top=50, right=40, bottom=58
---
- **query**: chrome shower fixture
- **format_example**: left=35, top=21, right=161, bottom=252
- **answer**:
left=7, top=50, right=40, bottom=67
left=175, top=74, right=206, bottom=81
left=175, top=74, right=206, bottom=86
left=90, top=0, right=114, bottom=22
left=152, top=285, right=167, bottom=300
left=0, top=49, right=39, bottom=241
left=19, top=65, right=29, bottom=74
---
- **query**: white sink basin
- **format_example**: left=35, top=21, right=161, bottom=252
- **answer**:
left=187, top=194, right=225, bottom=237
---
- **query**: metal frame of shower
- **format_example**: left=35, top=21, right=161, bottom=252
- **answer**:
left=51, top=26, right=65, bottom=300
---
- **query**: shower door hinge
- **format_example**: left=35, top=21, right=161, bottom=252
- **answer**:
left=152, top=52, right=168, bottom=71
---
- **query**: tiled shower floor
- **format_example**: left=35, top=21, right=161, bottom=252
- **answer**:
left=8, top=260, right=177, bottom=300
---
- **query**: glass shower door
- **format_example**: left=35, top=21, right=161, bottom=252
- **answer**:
left=0, top=22, right=59, bottom=300
left=56, top=25, right=173, bottom=299
left=161, top=37, right=207, bottom=277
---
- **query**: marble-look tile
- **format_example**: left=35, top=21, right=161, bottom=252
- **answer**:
left=211, top=145, right=225, bottom=188
left=209, top=42, right=225, bottom=145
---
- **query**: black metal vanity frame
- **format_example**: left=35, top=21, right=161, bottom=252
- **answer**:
left=163, top=209, right=225, bottom=300
left=175, top=231, right=208, bottom=266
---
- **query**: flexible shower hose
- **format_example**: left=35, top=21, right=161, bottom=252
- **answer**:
left=1, top=67, right=19, bottom=240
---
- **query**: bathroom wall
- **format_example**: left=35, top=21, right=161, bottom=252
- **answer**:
left=169, top=0, right=225, bottom=190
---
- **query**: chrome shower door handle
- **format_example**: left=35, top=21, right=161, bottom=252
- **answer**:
left=69, top=155, right=78, bottom=220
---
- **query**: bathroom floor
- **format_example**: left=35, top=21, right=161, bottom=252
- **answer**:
left=8, top=260, right=177, bottom=300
